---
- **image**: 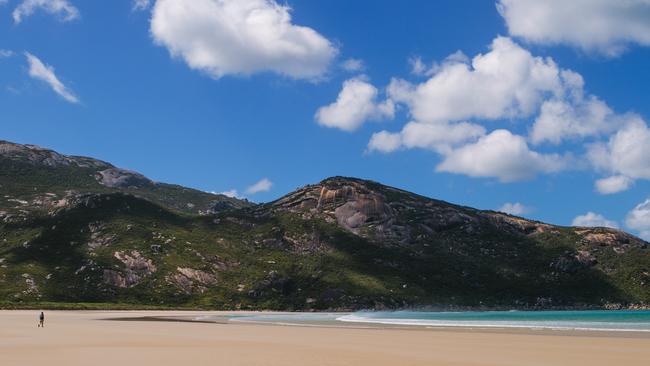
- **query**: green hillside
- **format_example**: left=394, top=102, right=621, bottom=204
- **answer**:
left=1, top=141, right=648, bottom=310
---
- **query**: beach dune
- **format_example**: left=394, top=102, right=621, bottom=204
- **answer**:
left=1, top=310, right=649, bottom=366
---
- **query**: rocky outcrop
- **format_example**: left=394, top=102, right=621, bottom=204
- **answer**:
left=103, top=251, right=156, bottom=288
left=483, top=212, right=555, bottom=235
left=271, top=177, right=395, bottom=235
left=167, top=267, right=217, bottom=294
left=577, top=228, right=646, bottom=249
left=96, top=168, right=154, bottom=188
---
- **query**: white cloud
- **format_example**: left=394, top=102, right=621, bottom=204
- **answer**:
left=218, top=189, right=240, bottom=198
left=436, top=129, right=567, bottom=182
left=498, top=202, right=532, bottom=216
left=316, top=77, right=394, bottom=132
left=626, top=198, right=650, bottom=240
left=497, top=0, right=650, bottom=56
left=408, top=56, right=430, bottom=76
left=530, top=70, right=629, bottom=145
left=595, top=175, right=634, bottom=195
left=245, top=178, right=273, bottom=195
left=25, top=52, right=78, bottom=103
left=0, top=49, right=14, bottom=58
left=361, top=35, right=647, bottom=187
left=399, top=122, right=485, bottom=153
left=132, top=0, right=151, bottom=11
left=572, top=212, right=619, bottom=229
left=389, top=37, right=562, bottom=124
left=368, top=121, right=485, bottom=154
left=409, top=51, right=469, bottom=77
left=588, top=118, right=650, bottom=181
left=341, top=58, right=364, bottom=72
left=150, top=0, right=337, bottom=80
left=13, top=0, right=79, bottom=24
left=367, top=130, right=402, bottom=153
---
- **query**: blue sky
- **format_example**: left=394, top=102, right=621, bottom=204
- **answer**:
left=1, top=0, right=650, bottom=238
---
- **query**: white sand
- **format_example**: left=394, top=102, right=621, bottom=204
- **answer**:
left=1, top=310, right=649, bottom=366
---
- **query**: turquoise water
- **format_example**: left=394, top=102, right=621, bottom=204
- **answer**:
left=337, top=310, right=650, bottom=331
left=220, top=310, right=650, bottom=332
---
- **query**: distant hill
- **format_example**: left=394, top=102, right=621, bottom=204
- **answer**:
left=0, top=141, right=648, bottom=310
left=0, top=140, right=250, bottom=215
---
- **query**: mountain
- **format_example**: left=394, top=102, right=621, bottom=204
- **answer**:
left=0, top=140, right=250, bottom=215
left=0, top=141, right=648, bottom=310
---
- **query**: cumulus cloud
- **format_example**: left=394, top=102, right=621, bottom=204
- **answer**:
left=388, top=37, right=562, bottom=124
left=498, top=202, right=532, bottom=216
left=409, top=51, right=469, bottom=77
left=587, top=118, right=650, bottom=192
left=362, top=36, right=650, bottom=186
left=132, top=0, right=151, bottom=11
left=0, top=49, right=14, bottom=58
left=245, top=178, right=273, bottom=195
left=436, top=129, right=567, bottom=182
left=368, top=121, right=485, bottom=154
left=150, top=0, right=337, bottom=80
left=341, top=58, right=364, bottom=72
left=13, top=0, right=79, bottom=24
left=595, top=175, right=634, bottom=195
left=530, top=70, right=629, bottom=145
left=626, top=198, right=650, bottom=240
left=363, top=37, right=585, bottom=182
left=572, top=212, right=619, bottom=229
left=498, top=0, right=650, bottom=56
left=316, top=77, right=394, bottom=132
left=367, top=130, right=402, bottom=153
left=25, top=52, right=78, bottom=103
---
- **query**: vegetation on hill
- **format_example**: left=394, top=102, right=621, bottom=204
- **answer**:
left=0, top=141, right=648, bottom=310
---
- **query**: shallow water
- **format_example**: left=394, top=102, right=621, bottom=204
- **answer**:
left=208, top=310, right=650, bottom=332
left=337, top=310, right=650, bottom=331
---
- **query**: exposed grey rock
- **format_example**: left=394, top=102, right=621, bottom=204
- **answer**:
left=96, top=168, right=153, bottom=188
left=103, top=251, right=156, bottom=288
left=168, top=267, right=217, bottom=294
left=103, top=269, right=128, bottom=288
left=21, top=273, right=39, bottom=296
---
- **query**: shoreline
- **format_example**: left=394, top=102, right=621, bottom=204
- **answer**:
left=93, top=310, right=650, bottom=339
left=2, top=301, right=649, bottom=311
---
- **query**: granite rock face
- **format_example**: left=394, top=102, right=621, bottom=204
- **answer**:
left=103, top=251, right=157, bottom=288
left=97, top=168, right=155, bottom=188
left=168, top=267, right=217, bottom=294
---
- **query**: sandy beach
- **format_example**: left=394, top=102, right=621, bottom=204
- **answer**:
left=1, top=310, right=649, bottom=366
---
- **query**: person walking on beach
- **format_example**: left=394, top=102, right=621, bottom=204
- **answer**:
left=38, top=312, right=44, bottom=328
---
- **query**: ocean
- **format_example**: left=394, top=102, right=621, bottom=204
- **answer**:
left=218, top=310, right=650, bottom=332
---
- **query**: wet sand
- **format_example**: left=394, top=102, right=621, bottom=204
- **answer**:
left=1, top=310, right=649, bottom=366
